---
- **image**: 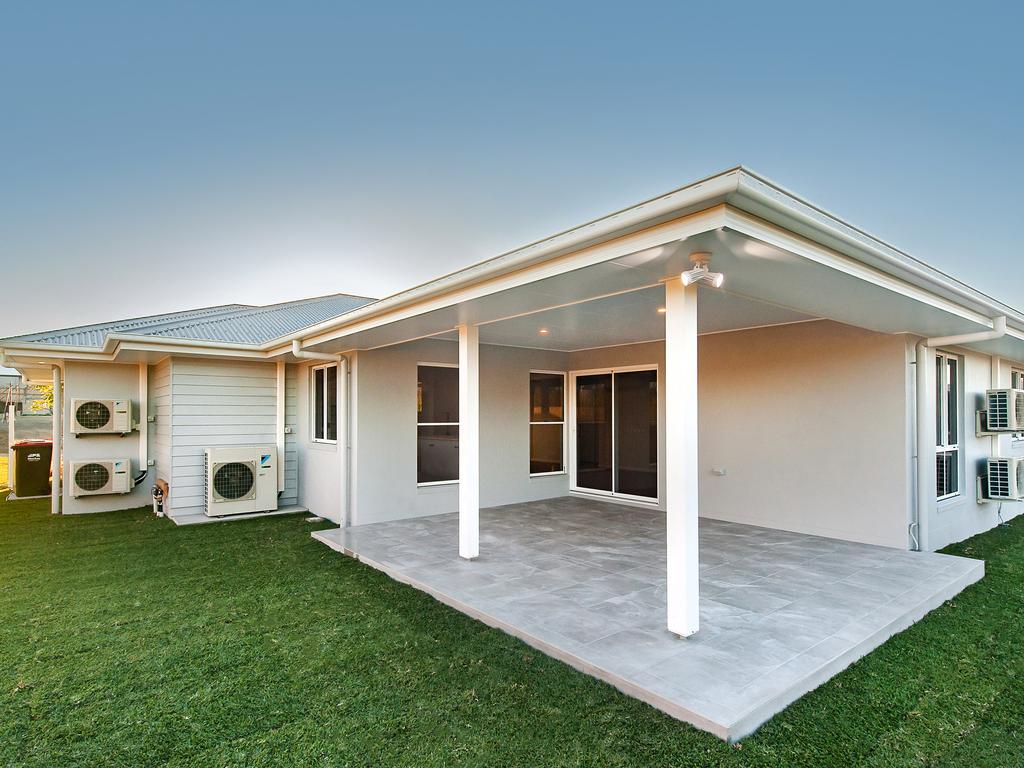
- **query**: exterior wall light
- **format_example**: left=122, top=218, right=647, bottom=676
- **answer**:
left=680, top=251, right=724, bottom=288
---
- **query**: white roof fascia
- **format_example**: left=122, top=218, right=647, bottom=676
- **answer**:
left=721, top=208, right=997, bottom=329
left=731, top=170, right=1024, bottom=329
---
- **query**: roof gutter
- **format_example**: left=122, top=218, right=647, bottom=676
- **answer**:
left=913, top=316, right=1008, bottom=551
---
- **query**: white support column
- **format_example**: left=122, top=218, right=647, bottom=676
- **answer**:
left=337, top=357, right=349, bottom=527
left=276, top=361, right=286, bottom=491
left=458, top=323, right=480, bottom=560
left=915, top=343, right=936, bottom=552
left=664, top=278, right=699, bottom=637
left=51, top=365, right=62, bottom=515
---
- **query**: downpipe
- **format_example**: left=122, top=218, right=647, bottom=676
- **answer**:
left=912, top=317, right=1007, bottom=551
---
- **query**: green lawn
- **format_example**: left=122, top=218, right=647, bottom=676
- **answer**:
left=1, top=458, right=1022, bottom=767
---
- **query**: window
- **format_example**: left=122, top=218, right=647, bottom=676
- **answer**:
left=1013, top=369, right=1024, bottom=390
left=417, top=365, right=458, bottom=484
left=530, top=372, right=565, bottom=475
left=311, top=364, right=338, bottom=442
left=935, top=352, right=961, bottom=500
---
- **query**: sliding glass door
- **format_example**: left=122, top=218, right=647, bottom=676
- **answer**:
left=573, top=367, right=658, bottom=501
left=575, top=374, right=613, bottom=492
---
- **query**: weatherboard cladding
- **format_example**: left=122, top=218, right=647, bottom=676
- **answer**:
left=167, top=358, right=281, bottom=519
left=4, top=294, right=375, bottom=348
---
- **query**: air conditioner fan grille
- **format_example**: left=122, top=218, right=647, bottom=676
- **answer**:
left=989, top=460, right=1011, bottom=498
left=212, top=461, right=255, bottom=500
left=76, top=401, right=111, bottom=430
left=75, top=463, right=110, bottom=491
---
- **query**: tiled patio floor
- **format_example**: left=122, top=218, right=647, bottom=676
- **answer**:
left=312, top=497, right=983, bottom=740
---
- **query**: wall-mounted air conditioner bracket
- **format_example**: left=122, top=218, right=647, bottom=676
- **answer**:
left=976, top=410, right=1024, bottom=439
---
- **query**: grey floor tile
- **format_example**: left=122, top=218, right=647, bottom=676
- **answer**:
left=315, top=496, right=983, bottom=741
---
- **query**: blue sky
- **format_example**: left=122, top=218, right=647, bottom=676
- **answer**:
left=1, top=1, right=1021, bottom=355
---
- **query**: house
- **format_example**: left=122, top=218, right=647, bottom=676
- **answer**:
left=2, top=167, right=1021, bottom=739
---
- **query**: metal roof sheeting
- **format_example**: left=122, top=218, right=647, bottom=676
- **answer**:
left=2, top=294, right=376, bottom=348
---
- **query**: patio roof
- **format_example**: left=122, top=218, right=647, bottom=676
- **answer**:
left=4, top=167, right=1023, bottom=373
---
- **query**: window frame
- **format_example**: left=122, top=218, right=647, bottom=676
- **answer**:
left=529, top=370, right=567, bottom=477
left=416, top=362, right=460, bottom=487
left=568, top=363, right=661, bottom=505
left=310, top=362, right=338, bottom=444
left=935, top=350, right=961, bottom=502
left=1011, top=368, right=1024, bottom=444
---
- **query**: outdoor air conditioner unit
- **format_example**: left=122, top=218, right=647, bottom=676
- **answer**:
left=204, top=445, right=278, bottom=517
left=985, top=457, right=1024, bottom=501
left=70, top=398, right=133, bottom=435
left=985, top=389, right=1024, bottom=432
left=70, top=458, right=133, bottom=497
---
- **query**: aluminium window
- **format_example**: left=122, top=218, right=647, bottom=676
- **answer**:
left=311, top=364, right=338, bottom=442
left=530, top=371, right=565, bottom=475
left=1013, top=370, right=1024, bottom=443
left=935, top=352, right=961, bottom=500
left=417, top=364, right=459, bottom=484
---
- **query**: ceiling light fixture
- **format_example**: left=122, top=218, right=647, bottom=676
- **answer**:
left=680, top=251, right=725, bottom=288
left=538, top=328, right=550, bottom=335
left=656, top=307, right=667, bottom=314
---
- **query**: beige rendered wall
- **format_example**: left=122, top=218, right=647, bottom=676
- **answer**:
left=697, top=320, right=910, bottom=547
left=569, top=322, right=910, bottom=547
left=299, top=320, right=911, bottom=545
left=345, top=338, right=570, bottom=526
left=295, top=358, right=343, bottom=524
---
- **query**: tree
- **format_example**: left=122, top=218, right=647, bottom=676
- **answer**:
left=29, top=384, right=54, bottom=413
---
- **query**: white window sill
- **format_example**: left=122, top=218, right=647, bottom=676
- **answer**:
left=530, top=471, right=567, bottom=478
left=417, top=480, right=459, bottom=488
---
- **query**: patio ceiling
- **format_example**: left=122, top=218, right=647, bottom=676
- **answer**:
left=306, top=221, right=1021, bottom=356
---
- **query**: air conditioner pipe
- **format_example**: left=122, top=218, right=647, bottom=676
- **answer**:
left=913, top=316, right=1007, bottom=551
left=134, top=362, right=149, bottom=486
left=290, top=340, right=351, bottom=527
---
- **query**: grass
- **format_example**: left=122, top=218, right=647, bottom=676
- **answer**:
left=1, top=455, right=1022, bottom=767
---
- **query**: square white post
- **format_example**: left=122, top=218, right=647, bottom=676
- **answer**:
left=664, top=278, right=699, bottom=637
left=915, top=343, right=936, bottom=552
left=458, top=323, right=480, bottom=559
